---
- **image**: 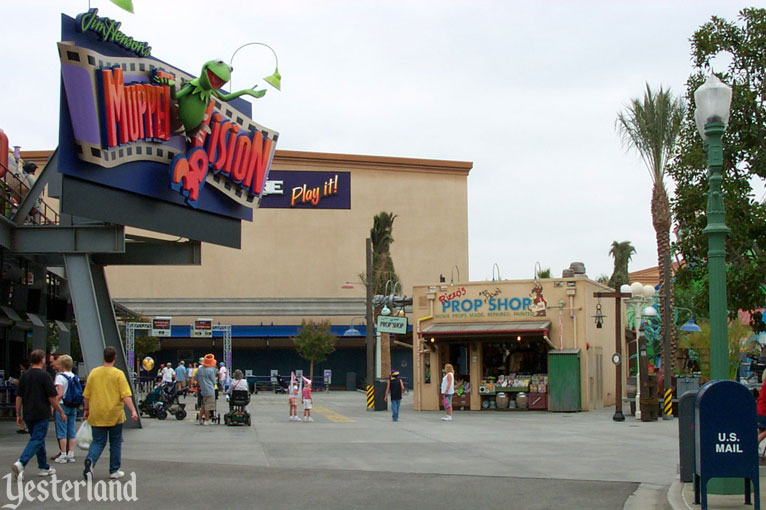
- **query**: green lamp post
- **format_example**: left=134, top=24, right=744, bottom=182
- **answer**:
left=694, top=74, right=732, bottom=381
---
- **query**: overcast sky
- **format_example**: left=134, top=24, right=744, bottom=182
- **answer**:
left=2, top=1, right=763, bottom=282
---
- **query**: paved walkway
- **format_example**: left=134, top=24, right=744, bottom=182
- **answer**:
left=0, top=391, right=684, bottom=509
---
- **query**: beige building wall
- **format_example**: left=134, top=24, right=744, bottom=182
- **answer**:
left=411, top=277, right=622, bottom=412
left=100, top=150, right=471, bottom=323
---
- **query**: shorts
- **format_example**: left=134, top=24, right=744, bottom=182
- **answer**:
left=202, top=394, right=216, bottom=412
left=289, top=396, right=297, bottom=406
left=303, top=399, right=312, bottom=410
left=443, top=395, right=453, bottom=409
left=55, top=405, right=78, bottom=439
left=758, top=414, right=766, bottom=430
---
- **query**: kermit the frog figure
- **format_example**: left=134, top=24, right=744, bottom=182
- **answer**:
left=156, top=59, right=265, bottom=135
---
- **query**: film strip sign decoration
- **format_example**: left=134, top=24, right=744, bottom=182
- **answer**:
left=58, top=42, right=188, bottom=168
left=204, top=100, right=278, bottom=207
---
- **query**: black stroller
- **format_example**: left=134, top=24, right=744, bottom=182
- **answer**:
left=274, top=374, right=287, bottom=394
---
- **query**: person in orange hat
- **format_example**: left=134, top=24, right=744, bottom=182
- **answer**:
left=196, top=354, right=217, bottom=425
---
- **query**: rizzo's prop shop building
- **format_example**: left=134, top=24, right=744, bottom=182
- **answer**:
left=411, top=277, right=621, bottom=412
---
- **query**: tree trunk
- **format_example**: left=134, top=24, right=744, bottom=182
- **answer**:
left=651, top=183, right=676, bottom=374
left=381, top=331, right=391, bottom=380
left=309, top=361, right=314, bottom=381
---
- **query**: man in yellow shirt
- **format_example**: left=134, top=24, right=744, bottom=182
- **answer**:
left=82, top=346, right=138, bottom=480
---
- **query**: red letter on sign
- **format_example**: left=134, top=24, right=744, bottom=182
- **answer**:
left=169, top=148, right=208, bottom=207
left=102, top=67, right=127, bottom=147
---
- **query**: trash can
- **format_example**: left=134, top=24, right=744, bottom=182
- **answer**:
left=346, top=372, right=357, bottom=391
left=374, top=380, right=388, bottom=411
left=678, top=390, right=697, bottom=483
left=246, top=376, right=257, bottom=394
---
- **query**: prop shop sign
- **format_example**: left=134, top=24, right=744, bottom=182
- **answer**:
left=260, top=171, right=351, bottom=209
left=434, top=285, right=547, bottom=320
left=58, top=11, right=279, bottom=220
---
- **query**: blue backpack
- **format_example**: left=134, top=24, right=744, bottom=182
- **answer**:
left=62, top=374, right=84, bottom=407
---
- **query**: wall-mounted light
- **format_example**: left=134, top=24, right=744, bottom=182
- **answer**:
left=516, top=335, right=521, bottom=342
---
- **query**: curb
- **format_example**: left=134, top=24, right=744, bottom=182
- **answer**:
left=666, top=480, right=687, bottom=510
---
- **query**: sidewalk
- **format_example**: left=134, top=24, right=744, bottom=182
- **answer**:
left=0, top=393, right=681, bottom=509
left=667, top=471, right=766, bottom=510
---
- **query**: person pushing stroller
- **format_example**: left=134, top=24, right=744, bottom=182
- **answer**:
left=196, top=354, right=217, bottom=425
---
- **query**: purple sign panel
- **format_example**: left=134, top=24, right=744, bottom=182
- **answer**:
left=259, top=171, right=350, bottom=209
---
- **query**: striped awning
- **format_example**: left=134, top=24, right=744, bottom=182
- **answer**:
left=421, top=320, right=551, bottom=336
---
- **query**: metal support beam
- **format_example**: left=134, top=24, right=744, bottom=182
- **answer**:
left=91, top=263, right=141, bottom=429
left=13, top=225, right=125, bottom=254
left=92, top=240, right=201, bottom=266
left=126, top=322, right=151, bottom=377
left=213, top=325, right=232, bottom=369
left=64, top=254, right=141, bottom=428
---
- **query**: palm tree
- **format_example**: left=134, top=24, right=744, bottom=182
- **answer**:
left=608, top=241, right=636, bottom=290
left=616, top=84, right=685, bottom=372
left=370, top=212, right=400, bottom=295
left=370, top=211, right=401, bottom=378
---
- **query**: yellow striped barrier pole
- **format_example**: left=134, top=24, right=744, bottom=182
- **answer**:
left=663, top=388, right=673, bottom=419
left=366, top=385, right=374, bottom=410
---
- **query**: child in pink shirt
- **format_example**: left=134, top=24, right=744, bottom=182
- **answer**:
left=302, top=382, right=313, bottom=422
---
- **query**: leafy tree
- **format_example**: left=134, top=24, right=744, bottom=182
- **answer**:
left=135, top=334, right=161, bottom=366
left=596, top=274, right=610, bottom=284
left=678, top=319, right=752, bottom=380
left=292, top=319, right=337, bottom=380
left=607, top=241, right=636, bottom=290
left=617, top=85, right=685, bottom=370
left=668, top=8, right=766, bottom=333
left=535, top=267, right=551, bottom=279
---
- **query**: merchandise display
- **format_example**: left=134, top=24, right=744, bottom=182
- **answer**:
left=478, top=374, right=549, bottom=411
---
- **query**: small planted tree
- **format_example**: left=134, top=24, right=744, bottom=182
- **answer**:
left=292, top=319, right=338, bottom=380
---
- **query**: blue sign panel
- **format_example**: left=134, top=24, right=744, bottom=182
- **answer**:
left=259, top=171, right=350, bottom=209
left=694, top=380, right=760, bottom=509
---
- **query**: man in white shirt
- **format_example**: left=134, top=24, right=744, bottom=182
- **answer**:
left=218, top=363, right=229, bottom=392
left=161, top=363, right=175, bottom=384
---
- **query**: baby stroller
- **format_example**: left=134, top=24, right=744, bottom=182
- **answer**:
left=138, top=382, right=167, bottom=418
left=156, top=383, right=188, bottom=421
left=274, top=374, right=287, bottom=394
left=223, top=390, right=251, bottom=426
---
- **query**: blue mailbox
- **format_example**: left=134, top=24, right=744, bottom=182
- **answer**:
left=694, top=379, right=760, bottom=510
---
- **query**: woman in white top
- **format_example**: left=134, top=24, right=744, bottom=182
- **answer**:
left=228, top=369, right=249, bottom=393
left=441, top=363, right=455, bottom=421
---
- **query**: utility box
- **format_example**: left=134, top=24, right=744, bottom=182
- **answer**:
left=346, top=372, right=357, bottom=391
left=548, top=349, right=581, bottom=412
left=374, top=380, right=388, bottom=411
left=678, top=390, right=697, bottom=483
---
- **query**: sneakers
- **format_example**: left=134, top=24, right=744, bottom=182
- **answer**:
left=441, top=415, right=452, bottom=421
left=109, top=470, right=125, bottom=479
left=67, top=452, right=76, bottom=463
left=306, top=417, right=314, bottom=422
left=54, top=453, right=69, bottom=464
left=83, top=458, right=92, bottom=480
left=11, top=461, right=23, bottom=481
left=38, top=468, right=56, bottom=477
